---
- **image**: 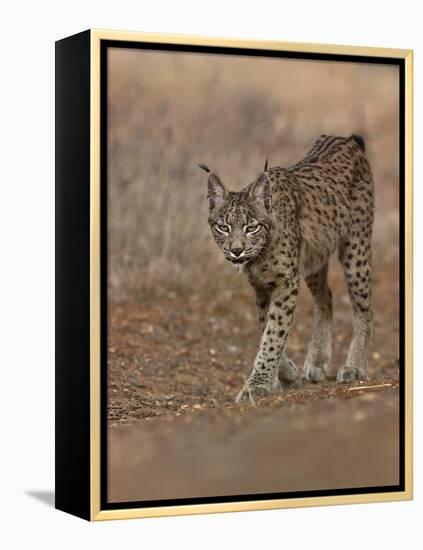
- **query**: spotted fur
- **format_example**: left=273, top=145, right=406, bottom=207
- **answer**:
left=200, top=134, right=374, bottom=403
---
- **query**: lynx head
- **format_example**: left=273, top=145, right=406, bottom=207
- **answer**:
left=199, top=162, right=272, bottom=269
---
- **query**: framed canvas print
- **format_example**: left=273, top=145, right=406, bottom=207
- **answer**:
left=55, top=29, right=413, bottom=521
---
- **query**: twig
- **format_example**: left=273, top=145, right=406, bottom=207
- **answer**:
left=348, top=383, right=392, bottom=391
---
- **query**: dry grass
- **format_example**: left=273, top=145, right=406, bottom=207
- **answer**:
left=107, top=48, right=399, bottom=301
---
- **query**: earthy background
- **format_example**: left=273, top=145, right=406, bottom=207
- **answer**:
left=107, top=48, right=400, bottom=503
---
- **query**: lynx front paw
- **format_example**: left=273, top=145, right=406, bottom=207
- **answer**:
left=235, top=381, right=278, bottom=405
left=304, top=359, right=328, bottom=382
left=336, top=366, right=366, bottom=384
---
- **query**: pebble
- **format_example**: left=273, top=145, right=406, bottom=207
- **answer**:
left=128, top=375, right=147, bottom=388
left=194, top=385, right=209, bottom=396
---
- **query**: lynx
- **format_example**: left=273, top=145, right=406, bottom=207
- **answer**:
left=199, top=134, right=374, bottom=404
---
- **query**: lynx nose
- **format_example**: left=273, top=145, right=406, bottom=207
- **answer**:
left=230, top=246, right=244, bottom=257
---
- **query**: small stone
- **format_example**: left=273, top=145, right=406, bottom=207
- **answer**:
left=194, top=384, right=209, bottom=396
left=128, top=375, right=147, bottom=388
left=140, top=324, right=154, bottom=334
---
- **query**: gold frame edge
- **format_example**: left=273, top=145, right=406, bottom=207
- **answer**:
left=404, top=50, right=413, bottom=500
left=90, top=30, right=101, bottom=520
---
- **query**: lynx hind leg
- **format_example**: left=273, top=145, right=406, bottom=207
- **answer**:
left=279, top=353, right=302, bottom=389
left=304, top=264, right=333, bottom=382
left=337, top=236, right=372, bottom=383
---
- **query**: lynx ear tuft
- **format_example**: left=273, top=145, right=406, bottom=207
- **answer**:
left=264, top=159, right=269, bottom=173
left=198, top=163, right=211, bottom=173
left=199, top=164, right=227, bottom=212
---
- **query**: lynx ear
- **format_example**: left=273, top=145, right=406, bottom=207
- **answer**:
left=198, top=164, right=227, bottom=211
left=249, top=171, right=271, bottom=212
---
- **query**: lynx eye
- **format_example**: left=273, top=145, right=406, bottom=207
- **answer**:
left=245, top=224, right=261, bottom=234
left=216, top=223, right=230, bottom=234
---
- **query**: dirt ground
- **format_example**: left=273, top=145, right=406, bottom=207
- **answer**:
left=108, top=391, right=399, bottom=503
left=107, top=259, right=400, bottom=503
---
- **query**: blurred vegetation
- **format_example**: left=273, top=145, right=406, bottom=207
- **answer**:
left=107, top=48, right=399, bottom=302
